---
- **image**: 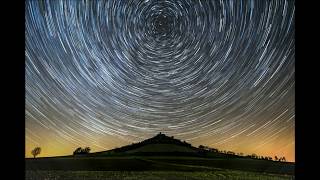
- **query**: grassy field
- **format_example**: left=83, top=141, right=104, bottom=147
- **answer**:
left=26, top=170, right=294, bottom=180
left=26, top=156, right=294, bottom=175
left=26, top=156, right=294, bottom=180
left=145, top=157, right=294, bottom=174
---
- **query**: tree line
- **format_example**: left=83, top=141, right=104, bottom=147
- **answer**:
left=198, top=145, right=287, bottom=162
left=73, top=147, right=91, bottom=155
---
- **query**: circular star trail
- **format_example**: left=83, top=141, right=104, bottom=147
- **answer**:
left=26, top=0, right=295, bottom=161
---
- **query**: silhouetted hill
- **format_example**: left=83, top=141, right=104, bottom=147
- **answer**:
left=89, top=133, right=229, bottom=158
left=26, top=132, right=294, bottom=175
left=113, top=132, right=194, bottom=153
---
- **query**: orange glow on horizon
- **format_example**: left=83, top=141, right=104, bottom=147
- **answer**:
left=25, top=134, right=295, bottom=162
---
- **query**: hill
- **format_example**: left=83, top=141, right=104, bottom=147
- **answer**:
left=26, top=132, right=294, bottom=176
left=91, top=132, right=204, bottom=157
left=89, top=133, right=243, bottom=158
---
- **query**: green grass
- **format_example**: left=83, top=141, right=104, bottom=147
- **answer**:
left=25, top=170, right=294, bottom=180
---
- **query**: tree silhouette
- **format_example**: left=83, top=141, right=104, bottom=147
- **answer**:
left=83, top=147, right=91, bottom=153
left=31, top=147, right=41, bottom=158
left=282, top=157, right=286, bottom=162
left=73, top=147, right=82, bottom=155
left=274, top=156, right=278, bottom=161
left=73, top=147, right=91, bottom=155
left=279, top=156, right=286, bottom=162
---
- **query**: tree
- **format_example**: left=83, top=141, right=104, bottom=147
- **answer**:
left=198, top=145, right=205, bottom=149
left=227, top=151, right=235, bottom=155
left=210, top=148, right=218, bottom=153
left=83, top=147, right=91, bottom=153
left=251, top=153, right=257, bottom=159
left=73, top=147, right=91, bottom=155
left=31, top=147, right=41, bottom=158
left=279, top=156, right=286, bottom=162
left=73, top=147, right=82, bottom=155
left=274, top=156, right=278, bottom=161
left=282, top=157, right=286, bottom=162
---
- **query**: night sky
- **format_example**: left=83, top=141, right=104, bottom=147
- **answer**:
left=25, top=0, right=295, bottom=162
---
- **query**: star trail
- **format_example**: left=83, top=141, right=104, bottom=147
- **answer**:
left=25, top=0, right=295, bottom=161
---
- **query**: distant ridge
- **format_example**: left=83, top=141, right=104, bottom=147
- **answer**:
left=113, top=132, right=193, bottom=152
left=89, top=132, right=222, bottom=157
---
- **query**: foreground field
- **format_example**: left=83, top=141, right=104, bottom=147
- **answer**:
left=26, top=170, right=294, bottom=180
left=26, top=156, right=295, bottom=179
left=26, top=156, right=294, bottom=175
